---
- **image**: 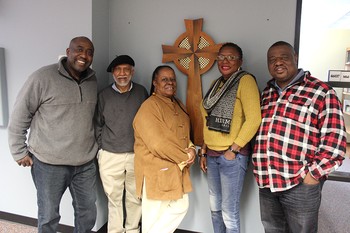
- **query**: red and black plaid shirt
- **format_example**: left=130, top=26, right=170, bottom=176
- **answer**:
left=253, top=71, right=346, bottom=192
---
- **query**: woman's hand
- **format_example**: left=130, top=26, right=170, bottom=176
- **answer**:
left=224, top=150, right=236, bottom=160
left=185, top=147, right=196, bottom=166
left=200, top=157, right=207, bottom=173
left=224, top=144, right=241, bottom=160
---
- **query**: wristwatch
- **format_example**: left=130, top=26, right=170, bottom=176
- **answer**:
left=198, top=148, right=207, bottom=158
left=229, top=147, right=240, bottom=154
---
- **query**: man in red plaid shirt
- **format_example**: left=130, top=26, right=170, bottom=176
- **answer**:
left=252, top=41, right=346, bottom=233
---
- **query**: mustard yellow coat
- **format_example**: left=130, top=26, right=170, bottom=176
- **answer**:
left=133, top=93, right=192, bottom=200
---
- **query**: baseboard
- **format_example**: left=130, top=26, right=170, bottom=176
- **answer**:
left=0, top=211, right=106, bottom=232
left=175, top=229, right=200, bottom=233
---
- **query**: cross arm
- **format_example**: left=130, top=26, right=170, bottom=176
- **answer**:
left=162, top=45, right=193, bottom=63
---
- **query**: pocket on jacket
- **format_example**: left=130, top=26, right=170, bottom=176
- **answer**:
left=157, top=165, right=180, bottom=191
left=284, top=95, right=312, bottom=123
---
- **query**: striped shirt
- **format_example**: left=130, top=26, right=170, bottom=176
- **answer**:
left=252, top=70, right=346, bottom=192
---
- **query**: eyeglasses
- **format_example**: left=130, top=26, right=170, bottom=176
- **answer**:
left=216, top=55, right=240, bottom=61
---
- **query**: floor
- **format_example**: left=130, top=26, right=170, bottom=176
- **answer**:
left=318, top=156, right=350, bottom=233
left=0, top=219, right=37, bottom=233
left=0, top=218, right=192, bottom=233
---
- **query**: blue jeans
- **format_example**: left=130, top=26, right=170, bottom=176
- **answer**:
left=206, top=153, right=248, bottom=233
left=259, top=182, right=322, bottom=233
left=31, top=156, right=97, bottom=233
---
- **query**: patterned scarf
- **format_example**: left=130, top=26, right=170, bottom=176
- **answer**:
left=202, top=70, right=248, bottom=133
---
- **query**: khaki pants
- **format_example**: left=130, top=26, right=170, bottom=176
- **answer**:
left=141, top=180, right=189, bottom=233
left=98, top=149, right=141, bottom=233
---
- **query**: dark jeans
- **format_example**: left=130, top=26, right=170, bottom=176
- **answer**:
left=259, top=182, right=322, bottom=233
left=31, top=156, right=97, bottom=233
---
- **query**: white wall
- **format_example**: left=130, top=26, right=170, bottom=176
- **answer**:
left=109, top=0, right=297, bottom=93
left=300, top=29, right=350, bottom=81
left=0, top=0, right=298, bottom=232
left=109, top=0, right=297, bottom=232
left=91, top=0, right=110, bottom=228
left=92, top=0, right=111, bottom=91
left=298, top=0, right=350, bottom=81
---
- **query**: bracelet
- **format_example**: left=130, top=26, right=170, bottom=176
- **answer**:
left=197, top=151, right=207, bottom=158
left=229, top=147, right=240, bottom=154
left=198, top=148, right=207, bottom=158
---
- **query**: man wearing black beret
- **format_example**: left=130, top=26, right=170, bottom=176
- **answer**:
left=95, top=55, right=148, bottom=233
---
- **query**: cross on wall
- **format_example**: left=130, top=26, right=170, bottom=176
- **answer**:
left=162, top=18, right=222, bottom=146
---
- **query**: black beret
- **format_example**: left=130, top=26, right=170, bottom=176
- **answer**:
left=107, top=55, right=135, bottom=72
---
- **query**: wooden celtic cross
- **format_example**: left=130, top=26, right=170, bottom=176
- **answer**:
left=162, top=18, right=222, bottom=145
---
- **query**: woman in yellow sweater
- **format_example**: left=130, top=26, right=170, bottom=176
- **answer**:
left=199, top=42, right=261, bottom=233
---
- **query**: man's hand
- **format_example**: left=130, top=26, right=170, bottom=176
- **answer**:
left=303, top=172, right=319, bottom=185
left=16, top=155, right=33, bottom=167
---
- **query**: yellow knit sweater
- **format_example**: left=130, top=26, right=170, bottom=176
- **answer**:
left=200, top=74, right=261, bottom=151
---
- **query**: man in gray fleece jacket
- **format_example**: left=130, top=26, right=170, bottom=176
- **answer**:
left=8, top=36, right=98, bottom=233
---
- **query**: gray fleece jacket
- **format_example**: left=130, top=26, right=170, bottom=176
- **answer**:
left=8, top=57, right=98, bottom=166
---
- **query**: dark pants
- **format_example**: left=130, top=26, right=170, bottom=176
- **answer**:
left=259, top=182, right=322, bottom=233
left=31, top=156, right=97, bottom=233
